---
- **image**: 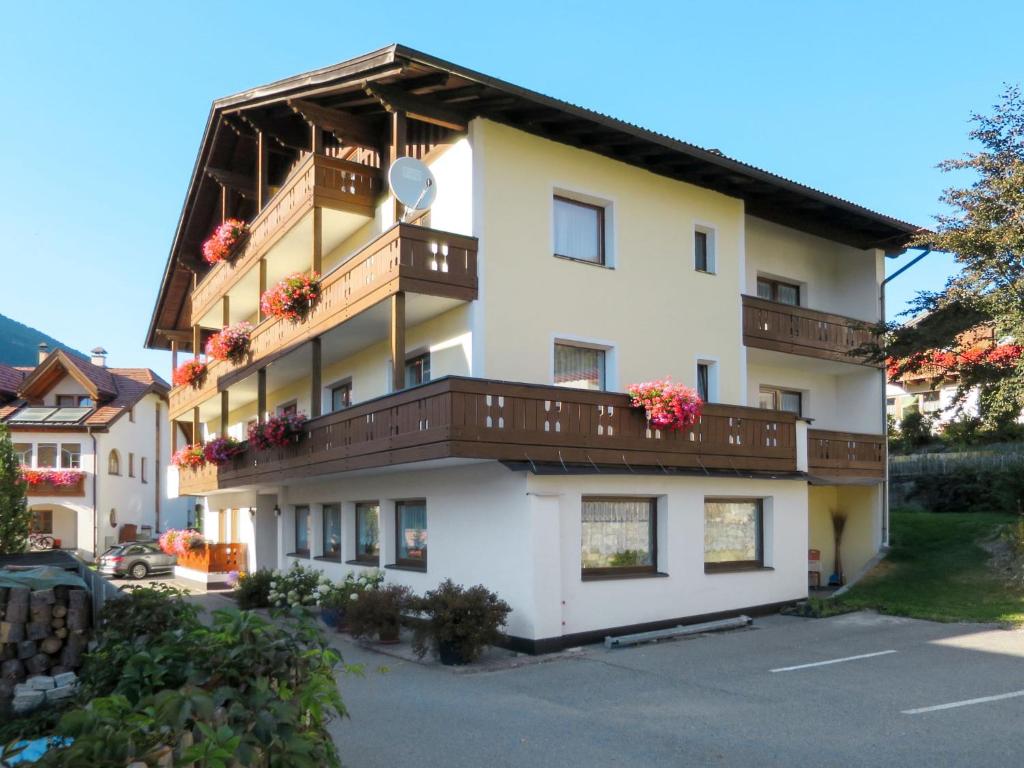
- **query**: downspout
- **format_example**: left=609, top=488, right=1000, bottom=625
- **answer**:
left=88, top=426, right=98, bottom=559
left=880, top=247, right=932, bottom=546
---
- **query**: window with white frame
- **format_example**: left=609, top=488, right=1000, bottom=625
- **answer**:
left=36, top=444, right=57, bottom=468
left=13, top=443, right=31, bottom=467
left=758, top=386, right=802, bottom=416
left=696, top=361, right=718, bottom=403
left=554, top=195, right=606, bottom=265
left=694, top=227, right=715, bottom=273
left=60, top=443, right=81, bottom=469
left=554, top=342, right=606, bottom=391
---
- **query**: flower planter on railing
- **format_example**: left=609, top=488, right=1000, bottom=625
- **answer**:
left=174, top=543, right=247, bottom=586
left=21, top=469, right=86, bottom=498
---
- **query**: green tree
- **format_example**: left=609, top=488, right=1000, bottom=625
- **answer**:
left=0, top=424, right=31, bottom=553
left=884, top=85, right=1024, bottom=430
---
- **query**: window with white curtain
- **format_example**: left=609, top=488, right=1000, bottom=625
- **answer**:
left=581, top=497, right=657, bottom=576
left=554, top=196, right=605, bottom=264
left=554, top=343, right=606, bottom=390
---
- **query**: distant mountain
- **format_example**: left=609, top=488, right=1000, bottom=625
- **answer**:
left=0, top=314, right=87, bottom=367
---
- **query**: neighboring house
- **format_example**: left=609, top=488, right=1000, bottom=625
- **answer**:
left=0, top=345, right=187, bottom=559
left=147, top=46, right=918, bottom=652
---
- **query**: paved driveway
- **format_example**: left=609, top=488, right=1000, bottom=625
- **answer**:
left=329, top=612, right=1024, bottom=767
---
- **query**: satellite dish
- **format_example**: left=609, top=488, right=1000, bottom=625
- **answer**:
left=388, top=157, right=437, bottom=214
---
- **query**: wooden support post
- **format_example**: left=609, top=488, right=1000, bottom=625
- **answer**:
left=257, top=130, right=269, bottom=210
left=390, top=292, right=406, bottom=392
left=258, top=258, right=268, bottom=322
left=310, top=122, right=323, bottom=154
left=171, top=420, right=178, bottom=453
left=312, top=206, right=322, bottom=275
left=257, top=368, right=267, bottom=424
left=192, top=325, right=201, bottom=359
left=220, top=184, right=228, bottom=223
left=222, top=295, right=230, bottom=327
left=388, top=110, right=407, bottom=223
left=220, top=390, right=230, bottom=435
left=192, top=407, right=201, bottom=445
left=170, top=340, right=179, bottom=373
left=310, top=338, right=322, bottom=419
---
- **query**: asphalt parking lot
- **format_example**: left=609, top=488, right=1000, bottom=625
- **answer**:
left=329, top=611, right=1024, bottom=767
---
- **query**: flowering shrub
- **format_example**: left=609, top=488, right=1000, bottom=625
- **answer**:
left=268, top=562, right=329, bottom=609
left=205, top=322, right=253, bottom=364
left=319, top=569, right=385, bottom=611
left=172, top=359, right=207, bottom=389
left=19, top=468, right=84, bottom=487
left=171, top=443, right=206, bottom=469
left=260, top=272, right=321, bottom=322
left=202, top=218, right=249, bottom=265
left=248, top=412, right=307, bottom=450
left=627, top=378, right=703, bottom=431
left=888, top=344, right=1023, bottom=379
left=203, top=435, right=245, bottom=466
left=158, top=528, right=204, bottom=557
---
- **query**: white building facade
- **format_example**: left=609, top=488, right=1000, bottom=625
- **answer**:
left=151, top=46, right=915, bottom=651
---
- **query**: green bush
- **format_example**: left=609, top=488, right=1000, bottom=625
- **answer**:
left=235, top=568, right=274, bottom=609
left=31, top=581, right=348, bottom=766
left=411, top=579, right=511, bottom=664
left=347, top=583, right=412, bottom=641
left=909, top=466, right=1024, bottom=514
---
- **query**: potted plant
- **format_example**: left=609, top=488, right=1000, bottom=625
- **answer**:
left=248, top=412, right=308, bottom=450
left=411, top=579, right=511, bottom=665
left=204, top=322, right=253, bottom=364
left=172, top=359, right=208, bottom=389
left=202, top=435, right=245, bottom=466
left=170, top=444, right=206, bottom=469
left=202, top=218, right=249, bottom=265
left=259, top=272, right=322, bottom=322
left=321, top=570, right=385, bottom=631
left=347, top=583, right=412, bottom=643
left=627, top=378, right=703, bottom=431
left=266, top=562, right=327, bottom=611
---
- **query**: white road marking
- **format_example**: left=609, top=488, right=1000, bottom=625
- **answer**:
left=770, top=649, right=898, bottom=673
left=902, top=690, right=1024, bottom=715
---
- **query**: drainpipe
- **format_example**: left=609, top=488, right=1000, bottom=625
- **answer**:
left=880, top=247, right=932, bottom=546
left=88, top=426, right=98, bottom=559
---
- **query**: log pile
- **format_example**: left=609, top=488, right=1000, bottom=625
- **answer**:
left=0, top=585, right=91, bottom=702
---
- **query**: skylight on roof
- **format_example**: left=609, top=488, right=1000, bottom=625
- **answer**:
left=7, top=406, right=92, bottom=425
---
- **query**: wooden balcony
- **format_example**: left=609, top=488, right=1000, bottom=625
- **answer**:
left=742, top=295, right=879, bottom=366
left=169, top=224, right=478, bottom=419
left=25, top=474, right=86, bottom=498
left=807, top=429, right=885, bottom=482
left=177, top=543, right=247, bottom=574
left=190, top=153, right=382, bottom=326
left=175, top=377, right=798, bottom=495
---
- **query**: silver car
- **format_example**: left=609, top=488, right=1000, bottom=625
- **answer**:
left=98, top=541, right=176, bottom=579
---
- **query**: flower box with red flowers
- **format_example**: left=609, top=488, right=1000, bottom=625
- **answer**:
left=627, top=378, right=703, bottom=432
left=203, top=436, right=245, bottom=466
left=259, top=272, right=322, bottom=323
left=202, top=219, right=249, bottom=265
left=19, top=469, right=84, bottom=488
left=158, top=528, right=205, bottom=557
left=172, top=360, right=208, bottom=389
left=248, top=412, right=308, bottom=450
left=171, top=444, right=207, bottom=470
left=205, top=322, right=253, bottom=365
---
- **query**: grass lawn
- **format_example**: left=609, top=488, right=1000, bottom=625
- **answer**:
left=837, top=510, right=1024, bottom=626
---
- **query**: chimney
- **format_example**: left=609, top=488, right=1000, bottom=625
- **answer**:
left=37, top=342, right=49, bottom=364
left=90, top=346, right=108, bottom=367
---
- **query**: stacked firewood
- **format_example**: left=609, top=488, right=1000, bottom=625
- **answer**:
left=0, top=586, right=91, bottom=699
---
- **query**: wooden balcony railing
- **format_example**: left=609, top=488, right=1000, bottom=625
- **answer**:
left=25, top=474, right=86, bottom=498
left=169, top=224, right=478, bottom=419
left=742, top=295, right=879, bottom=365
left=175, top=377, right=798, bottom=495
left=807, top=429, right=885, bottom=481
left=176, top=543, right=247, bottom=573
left=191, top=153, right=382, bottom=325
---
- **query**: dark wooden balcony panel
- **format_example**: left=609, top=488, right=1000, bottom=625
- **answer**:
left=169, top=224, right=478, bottom=419
left=174, top=378, right=798, bottom=493
left=190, top=154, right=382, bottom=325
left=807, top=428, right=885, bottom=481
left=742, top=295, right=879, bottom=366
left=25, top=475, right=86, bottom=498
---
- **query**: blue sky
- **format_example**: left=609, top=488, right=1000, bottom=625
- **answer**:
left=1, top=1, right=1019, bottom=371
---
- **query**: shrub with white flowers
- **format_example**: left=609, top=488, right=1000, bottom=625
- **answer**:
left=320, top=569, right=385, bottom=611
left=267, top=562, right=328, bottom=609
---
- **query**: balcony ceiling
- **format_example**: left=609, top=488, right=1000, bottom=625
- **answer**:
left=149, top=44, right=924, bottom=350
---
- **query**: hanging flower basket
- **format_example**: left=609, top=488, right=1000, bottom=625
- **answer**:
left=202, top=219, right=249, bottom=265
left=627, top=378, right=703, bottom=432
left=173, top=359, right=208, bottom=389
left=205, top=322, right=253, bottom=364
left=248, top=412, right=308, bottom=450
left=203, top=435, right=245, bottom=466
left=260, top=273, right=322, bottom=323
left=171, top=444, right=207, bottom=469
left=19, top=469, right=84, bottom=487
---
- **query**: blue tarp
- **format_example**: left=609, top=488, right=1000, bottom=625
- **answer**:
left=0, top=566, right=87, bottom=590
